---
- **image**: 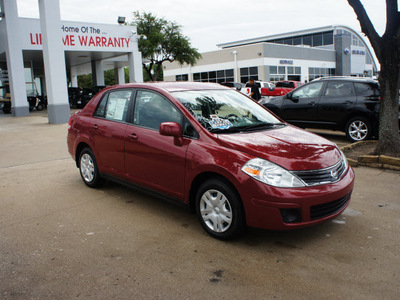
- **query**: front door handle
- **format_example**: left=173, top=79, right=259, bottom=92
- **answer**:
left=308, top=101, right=315, bottom=106
left=93, top=124, right=99, bottom=130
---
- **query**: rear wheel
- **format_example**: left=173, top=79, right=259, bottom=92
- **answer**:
left=79, top=147, right=103, bottom=188
left=345, top=117, right=371, bottom=142
left=195, top=179, right=245, bottom=240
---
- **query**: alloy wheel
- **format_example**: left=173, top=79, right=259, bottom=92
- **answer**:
left=80, top=153, right=95, bottom=183
left=199, top=189, right=233, bottom=233
left=348, top=120, right=368, bottom=141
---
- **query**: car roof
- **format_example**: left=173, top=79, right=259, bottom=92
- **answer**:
left=112, top=82, right=229, bottom=93
left=313, top=76, right=377, bottom=83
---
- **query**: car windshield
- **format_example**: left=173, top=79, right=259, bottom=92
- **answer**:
left=172, top=89, right=284, bottom=133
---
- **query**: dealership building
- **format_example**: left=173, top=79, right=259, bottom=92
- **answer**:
left=164, top=25, right=378, bottom=85
left=0, top=0, right=143, bottom=123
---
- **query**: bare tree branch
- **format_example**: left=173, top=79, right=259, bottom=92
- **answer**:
left=347, top=0, right=383, bottom=60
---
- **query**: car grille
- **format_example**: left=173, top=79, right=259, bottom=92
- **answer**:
left=310, top=192, right=351, bottom=220
left=292, top=157, right=347, bottom=186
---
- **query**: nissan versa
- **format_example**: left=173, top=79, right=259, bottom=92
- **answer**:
left=67, top=82, right=355, bottom=240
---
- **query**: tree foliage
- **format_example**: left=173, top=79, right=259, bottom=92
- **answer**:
left=347, top=0, right=400, bottom=156
left=131, top=11, right=201, bottom=81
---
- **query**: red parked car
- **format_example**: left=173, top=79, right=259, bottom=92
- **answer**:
left=67, top=82, right=354, bottom=240
left=262, top=80, right=303, bottom=97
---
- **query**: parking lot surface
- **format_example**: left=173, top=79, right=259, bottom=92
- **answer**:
left=1, top=112, right=399, bottom=299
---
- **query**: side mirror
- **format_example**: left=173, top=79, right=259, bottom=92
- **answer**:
left=159, top=122, right=183, bottom=146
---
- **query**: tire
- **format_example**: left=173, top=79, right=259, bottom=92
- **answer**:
left=78, top=147, right=103, bottom=188
left=36, top=103, right=44, bottom=111
left=195, top=179, right=245, bottom=240
left=2, top=104, right=11, bottom=114
left=345, top=117, right=371, bottom=142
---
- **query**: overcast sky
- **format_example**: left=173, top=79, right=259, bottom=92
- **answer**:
left=16, top=0, right=389, bottom=53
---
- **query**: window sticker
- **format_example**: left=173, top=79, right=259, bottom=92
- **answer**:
left=208, top=115, right=232, bottom=129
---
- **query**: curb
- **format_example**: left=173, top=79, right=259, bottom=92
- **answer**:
left=341, top=141, right=400, bottom=171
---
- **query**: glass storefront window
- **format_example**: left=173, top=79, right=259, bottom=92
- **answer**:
left=284, top=38, right=293, bottom=45
left=225, top=69, right=234, bottom=77
left=176, top=74, right=189, bottom=81
left=193, top=69, right=235, bottom=83
left=249, top=67, right=258, bottom=75
left=217, top=70, right=224, bottom=78
left=303, top=35, right=312, bottom=46
left=240, top=67, right=258, bottom=84
left=323, top=32, right=333, bottom=45
left=269, top=66, right=277, bottom=74
left=240, top=68, right=248, bottom=75
left=313, top=33, right=323, bottom=47
left=293, top=36, right=302, bottom=45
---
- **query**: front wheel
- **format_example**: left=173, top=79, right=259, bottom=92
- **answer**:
left=36, top=103, right=44, bottom=111
left=79, top=147, right=103, bottom=188
left=195, top=179, right=245, bottom=240
left=345, top=117, right=371, bottom=142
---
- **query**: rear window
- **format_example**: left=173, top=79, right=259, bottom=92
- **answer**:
left=354, top=83, right=380, bottom=97
left=276, top=82, right=295, bottom=88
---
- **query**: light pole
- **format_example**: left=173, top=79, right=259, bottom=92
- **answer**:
left=230, top=51, right=238, bottom=83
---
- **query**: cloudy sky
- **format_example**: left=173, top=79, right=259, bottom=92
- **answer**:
left=16, top=0, right=389, bottom=53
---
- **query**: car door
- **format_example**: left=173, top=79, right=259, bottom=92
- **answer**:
left=279, top=81, right=324, bottom=125
left=317, top=81, right=356, bottom=127
left=124, top=89, right=189, bottom=200
left=90, top=89, right=133, bottom=177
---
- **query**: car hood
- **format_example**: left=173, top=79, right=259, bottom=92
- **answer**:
left=260, top=96, right=283, bottom=105
left=217, top=125, right=341, bottom=171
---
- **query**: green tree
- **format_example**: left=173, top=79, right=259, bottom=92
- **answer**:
left=124, top=66, right=163, bottom=83
left=104, top=69, right=116, bottom=86
left=131, top=11, right=201, bottom=81
left=347, top=0, right=400, bottom=156
left=77, top=74, right=92, bottom=88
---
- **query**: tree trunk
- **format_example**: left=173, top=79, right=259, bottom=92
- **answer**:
left=153, top=63, right=163, bottom=82
left=375, top=42, right=400, bottom=155
left=347, top=0, right=400, bottom=156
left=143, top=63, right=156, bottom=82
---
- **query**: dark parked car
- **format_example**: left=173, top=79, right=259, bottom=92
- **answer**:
left=68, top=87, right=82, bottom=108
left=260, top=77, right=386, bottom=142
left=67, top=82, right=354, bottom=240
left=73, top=86, right=107, bottom=108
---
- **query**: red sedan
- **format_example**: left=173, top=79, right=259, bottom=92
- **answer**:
left=67, top=82, right=354, bottom=240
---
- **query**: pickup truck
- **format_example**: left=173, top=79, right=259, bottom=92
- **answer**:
left=240, top=81, right=275, bottom=98
left=263, top=81, right=303, bottom=97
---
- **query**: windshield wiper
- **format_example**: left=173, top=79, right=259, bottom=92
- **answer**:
left=238, top=122, right=286, bottom=132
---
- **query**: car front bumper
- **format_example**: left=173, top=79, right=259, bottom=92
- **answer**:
left=239, top=165, right=355, bottom=230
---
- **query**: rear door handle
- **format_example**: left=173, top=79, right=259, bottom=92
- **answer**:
left=93, top=124, right=99, bottom=130
left=344, top=101, right=353, bottom=105
left=308, top=101, right=315, bottom=106
left=129, top=133, right=138, bottom=140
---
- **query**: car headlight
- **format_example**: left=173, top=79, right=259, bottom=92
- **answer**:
left=339, top=148, right=349, bottom=171
left=241, top=158, right=306, bottom=188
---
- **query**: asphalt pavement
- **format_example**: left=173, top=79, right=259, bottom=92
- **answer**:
left=0, top=111, right=399, bottom=299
